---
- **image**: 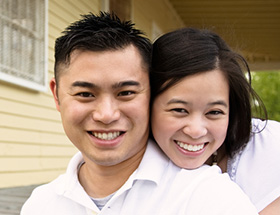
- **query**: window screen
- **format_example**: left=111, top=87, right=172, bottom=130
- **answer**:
left=0, top=0, right=47, bottom=91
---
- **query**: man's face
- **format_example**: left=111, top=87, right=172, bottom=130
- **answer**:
left=50, top=45, right=150, bottom=167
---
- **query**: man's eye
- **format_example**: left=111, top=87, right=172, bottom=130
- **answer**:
left=77, top=92, right=94, bottom=97
left=118, top=91, right=135, bottom=96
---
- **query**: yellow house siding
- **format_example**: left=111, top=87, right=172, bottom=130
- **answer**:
left=0, top=82, right=75, bottom=187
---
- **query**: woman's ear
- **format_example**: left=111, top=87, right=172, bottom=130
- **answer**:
left=50, top=78, right=60, bottom=112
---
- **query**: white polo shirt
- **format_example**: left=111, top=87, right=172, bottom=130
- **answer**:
left=21, top=140, right=258, bottom=215
left=228, top=119, right=280, bottom=212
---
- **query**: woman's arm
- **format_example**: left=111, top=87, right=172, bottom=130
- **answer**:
left=259, top=196, right=280, bottom=215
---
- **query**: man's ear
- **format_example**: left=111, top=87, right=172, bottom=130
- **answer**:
left=50, top=78, right=60, bottom=112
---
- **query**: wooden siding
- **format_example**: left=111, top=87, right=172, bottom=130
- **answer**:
left=0, top=0, right=184, bottom=188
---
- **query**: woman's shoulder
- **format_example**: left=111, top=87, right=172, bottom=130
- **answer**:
left=251, top=118, right=280, bottom=135
left=229, top=119, right=280, bottom=173
left=241, top=118, right=280, bottom=164
left=229, top=118, right=280, bottom=211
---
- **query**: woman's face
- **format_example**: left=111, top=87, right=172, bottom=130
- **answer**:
left=151, top=69, right=229, bottom=169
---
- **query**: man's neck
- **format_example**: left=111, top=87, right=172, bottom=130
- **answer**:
left=78, top=145, right=146, bottom=198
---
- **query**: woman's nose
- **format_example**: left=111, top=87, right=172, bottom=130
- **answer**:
left=182, top=117, right=207, bottom=139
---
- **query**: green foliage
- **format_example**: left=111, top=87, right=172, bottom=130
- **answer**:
left=251, top=71, right=280, bottom=121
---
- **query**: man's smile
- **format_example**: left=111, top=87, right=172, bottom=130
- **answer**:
left=88, top=131, right=124, bottom=140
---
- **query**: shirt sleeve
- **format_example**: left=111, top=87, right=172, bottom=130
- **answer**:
left=235, top=119, right=280, bottom=211
left=182, top=172, right=259, bottom=215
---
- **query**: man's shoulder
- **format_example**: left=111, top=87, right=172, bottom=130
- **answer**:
left=144, top=142, right=236, bottom=195
left=144, top=140, right=226, bottom=184
left=33, top=174, right=65, bottom=195
left=20, top=175, right=66, bottom=214
left=167, top=163, right=227, bottom=189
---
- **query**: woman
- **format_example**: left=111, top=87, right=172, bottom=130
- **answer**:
left=150, top=27, right=280, bottom=214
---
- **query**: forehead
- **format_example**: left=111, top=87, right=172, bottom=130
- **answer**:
left=159, top=69, right=229, bottom=99
left=63, top=44, right=147, bottom=69
left=58, top=46, right=149, bottom=87
left=171, top=69, right=227, bottom=88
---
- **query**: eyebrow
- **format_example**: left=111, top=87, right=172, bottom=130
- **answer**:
left=209, top=100, right=228, bottom=107
left=167, top=99, right=228, bottom=107
left=167, top=99, right=188, bottom=105
left=71, top=81, right=96, bottom=88
left=112, top=80, right=140, bottom=89
left=71, top=80, right=140, bottom=89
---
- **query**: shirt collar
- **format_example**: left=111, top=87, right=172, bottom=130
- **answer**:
left=54, top=152, right=97, bottom=209
left=64, top=140, right=169, bottom=189
left=133, top=139, right=170, bottom=185
left=55, top=140, right=170, bottom=209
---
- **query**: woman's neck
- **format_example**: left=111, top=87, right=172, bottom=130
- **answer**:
left=217, top=145, right=228, bottom=173
left=206, top=146, right=228, bottom=173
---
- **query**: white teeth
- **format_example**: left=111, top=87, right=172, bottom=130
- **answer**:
left=93, top=132, right=121, bottom=140
left=176, top=141, right=204, bottom=152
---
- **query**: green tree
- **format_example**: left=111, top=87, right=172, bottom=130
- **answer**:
left=251, top=71, right=280, bottom=121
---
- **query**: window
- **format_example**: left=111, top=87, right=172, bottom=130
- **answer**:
left=0, top=0, right=48, bottom=91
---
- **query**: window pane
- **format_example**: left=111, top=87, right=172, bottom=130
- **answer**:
left=0, top=0, right=47, bottom=91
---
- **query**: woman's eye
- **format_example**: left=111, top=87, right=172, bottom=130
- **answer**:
left=171, top=108, right=188, bottom=113
left=207, top=110, right=223, bottom=115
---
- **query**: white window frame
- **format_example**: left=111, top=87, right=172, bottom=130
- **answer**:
left=0, top=0, right=48, bottom=92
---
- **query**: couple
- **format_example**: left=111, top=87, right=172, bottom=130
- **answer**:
left=21, top=12, right=280, bottom=214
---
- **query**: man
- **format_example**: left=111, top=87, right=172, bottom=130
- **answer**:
left=21, top=12, right=258, bottom=214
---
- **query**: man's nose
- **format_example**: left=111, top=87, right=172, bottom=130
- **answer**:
left=92, top=97, right=120, bottom=124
